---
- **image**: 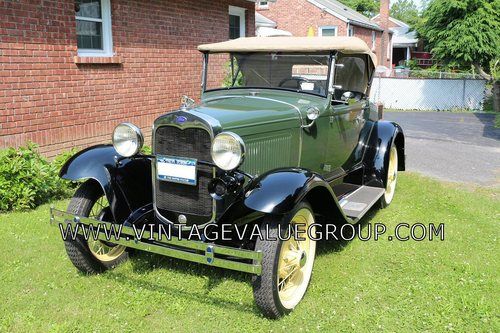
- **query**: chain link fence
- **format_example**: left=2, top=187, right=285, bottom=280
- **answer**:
left=370, top=74, right=488, bottom=111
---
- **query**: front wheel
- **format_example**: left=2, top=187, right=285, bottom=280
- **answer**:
left=63, top=180, right=128, bottom=274
left=380, top=145, right=399, bottom=208
left=252, top=202, right=316, bottom=319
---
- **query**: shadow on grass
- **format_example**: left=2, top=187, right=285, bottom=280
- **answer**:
left=101, top=207, right=380, bottom=317
left=103, top=251, right=262, bottom=315
left=105, top=270, right=259, bottom=315
left=316, top=208, right=379, bottom=256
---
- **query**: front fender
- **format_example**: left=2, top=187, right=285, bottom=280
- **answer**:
left=363, top=121, right=405, bottom=187
left=243, top=169, right=321, bottom=214
left=60, top=145, right=152, bottom=223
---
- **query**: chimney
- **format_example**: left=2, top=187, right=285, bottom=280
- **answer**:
left=379, top=0, right=390, bottom=67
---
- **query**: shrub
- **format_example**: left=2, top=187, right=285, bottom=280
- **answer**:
left=0, top=143, right=76, bottom=212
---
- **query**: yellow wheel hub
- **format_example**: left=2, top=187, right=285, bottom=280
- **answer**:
left=277, top=207, right=316, bottom=309
left=87, top=196, right=126, bottom=262
left=384, top=146, right=398, bottom=204
left=88, top=239, right=126, bottom=262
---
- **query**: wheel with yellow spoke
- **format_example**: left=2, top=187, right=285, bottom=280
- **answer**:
left=63, top=180, right=128, bottom=274
left=380, top=145, right=399, bottom=208
left=252, top=202, right=316, bottom=319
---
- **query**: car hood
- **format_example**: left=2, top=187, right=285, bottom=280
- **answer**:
left=192, top=91, right=327, bottom=133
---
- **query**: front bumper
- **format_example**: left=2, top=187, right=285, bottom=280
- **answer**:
left=50, top=208, right=262, bottom=275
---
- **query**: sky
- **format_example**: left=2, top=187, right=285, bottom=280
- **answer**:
left=397, top=0, right=426, bottom=11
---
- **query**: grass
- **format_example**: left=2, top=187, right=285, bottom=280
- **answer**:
left=0, top=173, right=498, bottom=332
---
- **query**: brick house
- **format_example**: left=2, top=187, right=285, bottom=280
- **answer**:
left=256, top=0, right=393, bottom=67
left=372, top=14, right=421, bottom=67
left=0, top=0, right=260, bottom=157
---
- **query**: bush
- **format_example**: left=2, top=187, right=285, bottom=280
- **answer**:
left=0, top=143, right=77, bottom=212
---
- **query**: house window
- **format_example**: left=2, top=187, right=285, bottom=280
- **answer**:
left=348, top=26, right=354, bottom=37
left=229, top=6, right=246, bottom=39
left=318, top=26, right=338, bottom=37
left=75, top=0, right=113, bottom=57
left=258, top=1, right=269, bottom=9
left=372, top=31, right=376, bottom=50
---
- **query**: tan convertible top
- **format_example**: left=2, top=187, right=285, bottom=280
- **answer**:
left=198, top=37, right=377, bottom=66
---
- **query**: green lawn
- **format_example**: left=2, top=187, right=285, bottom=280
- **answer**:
left=0, top=173, right=498, bottom=332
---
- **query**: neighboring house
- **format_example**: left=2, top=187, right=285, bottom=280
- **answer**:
left=255, top=12, right=292, bottom=37
left=372, top=14, right=422, bottom=67
left=0, top=0, right=261, bottom=157
left=256, top=0, right=393, bottom=67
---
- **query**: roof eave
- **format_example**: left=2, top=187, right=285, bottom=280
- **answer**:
left=349, top=20, right=383, bottom=32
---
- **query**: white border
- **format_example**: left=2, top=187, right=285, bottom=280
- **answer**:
left=318, top=26, right=338, bottom=37
left=229, top=5, right=246, bottom=38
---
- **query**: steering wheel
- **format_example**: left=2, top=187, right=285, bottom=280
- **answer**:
left=278, top=77, right=310, bottom=89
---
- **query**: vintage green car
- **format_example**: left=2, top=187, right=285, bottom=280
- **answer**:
left=51, top=37, right=405, bottom=318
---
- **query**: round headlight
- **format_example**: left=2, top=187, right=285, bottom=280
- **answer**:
left=211, top=132, right=245, bottom=171
left=112, top=123, right=144, bottom=157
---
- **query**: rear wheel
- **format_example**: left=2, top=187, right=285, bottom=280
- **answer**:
left=380, top=145, right=398, bottom=208
left=63, top=180, right=128, bottom=274
left=252, top=202, right=316, bottom=319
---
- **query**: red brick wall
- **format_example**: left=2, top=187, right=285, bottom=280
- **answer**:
left=0, top=0, right=255, bottom=157
left=258, top=0, right=348, bottom=37
left=257, top=0, right=386, bottom=65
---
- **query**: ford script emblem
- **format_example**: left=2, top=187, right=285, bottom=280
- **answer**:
left=176, top=116, right=187, bottom=124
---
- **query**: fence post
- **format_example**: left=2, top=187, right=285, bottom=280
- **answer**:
left=462, top=79, right=466, bottom=107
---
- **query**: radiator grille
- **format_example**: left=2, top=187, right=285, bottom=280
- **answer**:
left=154, top=126, right=213, bottom=218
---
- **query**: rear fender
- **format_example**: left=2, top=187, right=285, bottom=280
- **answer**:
left=60, top=145, right=152, bottom=223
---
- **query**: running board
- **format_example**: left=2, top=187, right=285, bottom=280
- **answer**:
left=338, top=186, right=385, bottom=220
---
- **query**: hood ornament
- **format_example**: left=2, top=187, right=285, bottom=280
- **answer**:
left=180, top=95, right=195, bottom=111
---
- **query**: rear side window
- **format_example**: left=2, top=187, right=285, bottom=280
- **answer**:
left=335, top=55, right=369, bottom=94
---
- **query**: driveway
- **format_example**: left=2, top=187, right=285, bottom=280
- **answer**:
left=383, top=111, right=500, bottom=186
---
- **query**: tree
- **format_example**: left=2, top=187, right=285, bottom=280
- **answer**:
left=338, top=0, right=380, bottom=17
left=418, top=0, right=500, bottom=79
left=391, top=0, right=421, bottom=26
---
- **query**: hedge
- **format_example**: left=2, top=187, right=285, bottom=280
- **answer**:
left=0, top=143, right=77, bottom=212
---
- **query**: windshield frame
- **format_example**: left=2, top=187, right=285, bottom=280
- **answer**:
left=201, top=52, right=335, bottom=98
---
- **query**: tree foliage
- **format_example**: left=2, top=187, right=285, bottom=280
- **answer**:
left=337, top=0, right=380, bottom=17
left=391, top=0, right=421, bottom=26
left=418, top=0, right=500, bottom=76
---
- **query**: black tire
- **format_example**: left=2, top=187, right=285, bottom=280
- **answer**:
left=252, top=202, right=316, bottom=319
left=63, top=180, right=128, bottom=274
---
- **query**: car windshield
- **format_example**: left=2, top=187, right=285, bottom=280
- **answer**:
left=205, top=53, right=331, bottom=97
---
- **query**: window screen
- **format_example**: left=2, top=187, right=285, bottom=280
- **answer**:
left=334, top=55, right=368, bottom=94
left=229, top=15, right=241, bottom=39
left=76, top=0, right=103, bottom=50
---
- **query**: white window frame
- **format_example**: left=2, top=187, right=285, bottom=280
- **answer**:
left=229, top=6, right=246, bottom=38
left=258, top=1, right=269, bottom=9
left=348, top=25, right=354, bottom=37
left=318, top=26, right=338, bottom=37
left=76, top=0, right=113, bottom=57
left=372, top=31, right=376, bottom=50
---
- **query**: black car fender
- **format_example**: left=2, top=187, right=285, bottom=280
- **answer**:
left=221, top=168, right=349, bottom=225
left=59, top=145, right=152, bottom=223
left=363, top=120, right=405, bottom=188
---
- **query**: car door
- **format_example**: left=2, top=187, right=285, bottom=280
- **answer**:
left=324, top=54, right=370, bottom=177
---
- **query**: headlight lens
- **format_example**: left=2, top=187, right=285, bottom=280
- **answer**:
left=112, top=123, right=144, bottom=157
left=211, top=132, right=245, bottom=171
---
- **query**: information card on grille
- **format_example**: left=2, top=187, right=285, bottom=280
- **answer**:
left=157, top=156, right=197, bottom=186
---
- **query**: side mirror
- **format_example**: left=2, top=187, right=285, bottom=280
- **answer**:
left=341, top=91, right=356, bottom=103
